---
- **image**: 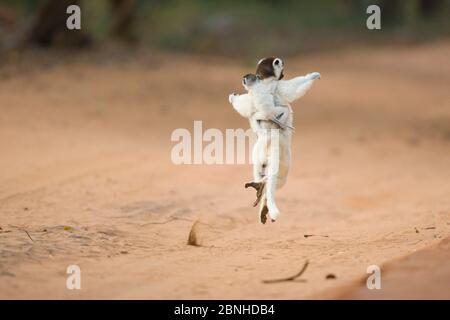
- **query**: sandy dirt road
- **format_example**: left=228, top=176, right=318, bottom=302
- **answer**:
left=0, top=42, right=449, bottom=299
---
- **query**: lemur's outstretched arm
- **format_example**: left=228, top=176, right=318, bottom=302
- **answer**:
left=277, top=72, right=321, bottom=103
left=228, top=93, right=253, bottom=118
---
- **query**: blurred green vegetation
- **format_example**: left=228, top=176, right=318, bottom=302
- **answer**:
left=0, top=0, right=449, bottom=56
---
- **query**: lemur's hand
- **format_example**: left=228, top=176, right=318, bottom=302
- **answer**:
left=228, top=93, right=238, bottom=104
left=307, top=72, right=321, bottom=80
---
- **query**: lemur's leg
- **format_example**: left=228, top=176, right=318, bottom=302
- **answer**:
left=266, top=173, right=280, bottom=222
left=252, top=159, right=264, bottom=182
left=246, top=130, right=269, bottom=206
left=265, top=129, right=281, bottom=221
left=247, top=138, right=266, bottom=207
left=252, top=130, right=270, bottom=183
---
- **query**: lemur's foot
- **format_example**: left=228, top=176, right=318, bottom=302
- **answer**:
left=269, top=209, right=280, bottom=222
left=245, top=181, right=266, bottom=207
left=260, top=205, right=269, bottom=224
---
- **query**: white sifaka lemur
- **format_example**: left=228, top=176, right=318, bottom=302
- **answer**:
left=229, top=57, right=320, bottom=223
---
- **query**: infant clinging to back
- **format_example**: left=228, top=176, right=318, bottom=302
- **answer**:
left=235, top=73, right=294, bottom=131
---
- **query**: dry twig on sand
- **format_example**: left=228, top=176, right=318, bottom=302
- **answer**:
left=10, top=225, right=34, bottom=242
left=304, top=234, right=328, bottom=238
left=187, top=220, right=201, bottom=246
left=23, top=229, right=34, bottom=242
left=262, top=260, right=309, bottom=284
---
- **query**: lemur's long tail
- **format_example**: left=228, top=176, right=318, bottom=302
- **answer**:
left=265, top=129, right=281, bottom=221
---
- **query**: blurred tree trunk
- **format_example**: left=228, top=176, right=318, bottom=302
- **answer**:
left=419, top=0, right=444, bottom=18
left=377, top=0, right=402, bottom=25
left=109, top=0, right=137, bottom=43
left=0, top=5, right=16, bottom=31
left=0, top=5, right=17, bottom=51
left=27, top=0, right=91, bottom=47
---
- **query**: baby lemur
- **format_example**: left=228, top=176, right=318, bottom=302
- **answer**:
left=240, top=73, right=294, bottom=131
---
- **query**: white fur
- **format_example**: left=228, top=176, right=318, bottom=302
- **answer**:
left=229, top=71, right=321, bottom=222
left=244, top=78, right=291, bottom=127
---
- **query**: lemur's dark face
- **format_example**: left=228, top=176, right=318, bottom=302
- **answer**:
left=242, top=73, right=260, bottom=90
left=256, top=57, right=284, bottom=80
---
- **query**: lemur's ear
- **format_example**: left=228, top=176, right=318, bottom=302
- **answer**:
left=273, top=58, right=282, bottom=67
